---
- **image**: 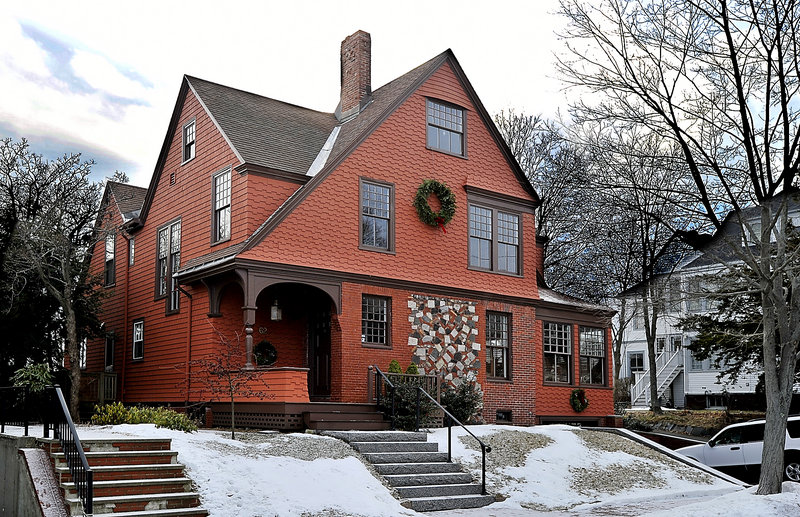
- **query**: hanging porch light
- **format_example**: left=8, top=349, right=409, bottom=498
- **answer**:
left=270, top=299, right=282, bottom=321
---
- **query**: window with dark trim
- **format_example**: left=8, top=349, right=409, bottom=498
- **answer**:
left=629, top=351, right=644, bottom=374
left=104, top=233, right=115, bottom=286
left=486, top=312, right=510, bottom=379
left=132, top=320, right=144, bottom=360
left=213, top=168, right=231, bottom=243
left=426, top=99, right=464, bottom=155
left=361, top=295, right=390, bottom=347
left=468, top=205, right=520, bottom=274
left=182, top=120, right=196, bottom=163
left=128, top=237, right=135, bottom=266
left=360, top=179, right=393, bottom=251
left=156, top=220, right=181, bottom=312
left=543, top=322, right=571, bottom=383
left=105, top=334, right=115, bottom=370
left=579, top=326, right=605, bottom=385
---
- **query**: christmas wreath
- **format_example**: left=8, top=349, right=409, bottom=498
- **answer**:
left=254, top=340, right=278, bottom=367
left=413, top=179, right=456, bottom=233
left=570, top=388, right=589, bottom=413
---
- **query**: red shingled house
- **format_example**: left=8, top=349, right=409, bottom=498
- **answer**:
left=85, top=31, right=615, bottom=429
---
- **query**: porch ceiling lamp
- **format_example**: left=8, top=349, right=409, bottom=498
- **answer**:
left=270, top=299, right=282, bottom=321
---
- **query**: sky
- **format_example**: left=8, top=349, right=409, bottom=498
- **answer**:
left=2, top=0, right=569, bottom=187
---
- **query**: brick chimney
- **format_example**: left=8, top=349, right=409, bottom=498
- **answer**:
left=339, top=30, right=372, bottom=121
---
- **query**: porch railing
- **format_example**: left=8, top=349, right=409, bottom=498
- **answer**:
left=369, top=366, right=397, bottom=429
left=80, top=371, right=118, bottom=404
left=47, top=385, right=93, bottom=515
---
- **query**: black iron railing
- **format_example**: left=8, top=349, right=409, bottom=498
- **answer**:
left=414, top=386, right=492, bottom=495
left=369, top=366, right=397, bottom=429
left=48, top=386, right=93, bottom=514
left=0, top=386, right=30, bottom=436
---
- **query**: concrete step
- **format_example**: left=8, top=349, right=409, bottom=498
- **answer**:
left=39, top=437, right=172, bottom=454
left=373, top=462, right=463, bottom=475
left=321, top=431, right=428, bottom=443
left=88, top=510, right=208, bottom=517
left=351, top=441, right=439, bottom=453
left=63, top=477, right=192, bottom=497
left=57, top=464, right=187, bottom=483
left=384, top=472, right=474, bottom=487
left=66, top=491, right=200, bottom=514
left=52, top=450, right=178, bottom=467
left=363, top=451, right=449, bottom=464
left=404, top=494, right=495, bottom=512
left=396, top=483, right=483, bottom=498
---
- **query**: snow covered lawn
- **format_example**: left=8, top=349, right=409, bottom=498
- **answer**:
left=5, top=423, right=800, bottom=516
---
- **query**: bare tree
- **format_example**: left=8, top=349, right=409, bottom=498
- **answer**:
left=2, top=138, right=104, bottom=419
left=559, top=0, right=800, bottom=493
left=184, top=325, right=271, bottom=439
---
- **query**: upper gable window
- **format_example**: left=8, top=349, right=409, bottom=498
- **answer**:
left=426, top=99, right=464, bottom=156
left=213, top=168, right=231, bottom=243
left=182, top=120, right=196, bottom=163
left=468, top=205, right=520, bottom=275
left=360, top=179, right=394, bottom=252
left=104, top=233, right=116, bottom=286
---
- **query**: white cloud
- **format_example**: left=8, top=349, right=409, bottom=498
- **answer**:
left=70, top=49, right=152, bottom=102
left=0, top=17, right=51, bottom=78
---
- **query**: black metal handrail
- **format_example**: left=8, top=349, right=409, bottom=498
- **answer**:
left=48, top=386, right=93, bottom=514
left=369, top=366, right=397, bottom=429
left=415, top=386, right=492, bottom=495
left=0, top=386, right=30, bottom=436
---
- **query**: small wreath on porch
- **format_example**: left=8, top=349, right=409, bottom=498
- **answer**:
left=570, top=388, right=589, bottom=413
left=413, top=179, right=456, bottom=233
left=254, top=340, right=278, bottom=367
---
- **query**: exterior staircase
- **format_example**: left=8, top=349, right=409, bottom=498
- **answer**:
left=303, top=403, right=391, bottom=431
left=39, top=437, right=208, bottom=517
left=631, top=348, right=684, bottom=407
left=323, top=430, right=494, bottom=512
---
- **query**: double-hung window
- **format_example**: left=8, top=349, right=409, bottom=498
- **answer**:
left=543, top=322, right=572, bottom=383
left=468, top=205, right=520, bottom=274
left=362, top=295, right=390, bottom=347
left=579, top=326, right=605, bottom=385
left=105, top=334, right=115, bottom=370
left=426, top=99, right=464, bottom=156
left=213, top=168, right=231, bottom=243
left=486, top=312, right=510, bottom=379
left=360, top=179, right=393, bottom=251
left=132, top=320, right=144, bottom=360
left=156, top=220, right=181, bottom=312
left=104, top=233, right=116, bottom=286
left=182, top=120, right=196, bottom=163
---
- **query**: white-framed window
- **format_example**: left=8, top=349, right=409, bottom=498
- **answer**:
left=132, top=320, right=144, bottom=360
left=426, top=99, right=464, bottom=155
left=182, top=120, right=196, bottom=163
left=628, top=351, right=645, bottom=374
left=543, top=322, right=572, bottom=383
left=213, top=168, right=231, bottom=243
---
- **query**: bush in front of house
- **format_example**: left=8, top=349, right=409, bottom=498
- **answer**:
left=441, top=380, right=484, bottom=424
left=92, top=402, right=198, bottom=432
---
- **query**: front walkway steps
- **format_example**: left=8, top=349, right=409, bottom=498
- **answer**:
left=38, top=437, right=208, bottom=517
left=322, top=430, right=494, bottom=512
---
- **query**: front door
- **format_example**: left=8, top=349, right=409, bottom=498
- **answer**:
left=308, top=308, right=331, bottom=399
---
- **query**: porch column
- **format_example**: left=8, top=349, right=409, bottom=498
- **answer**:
left=243, top=306, right=257, bottom=369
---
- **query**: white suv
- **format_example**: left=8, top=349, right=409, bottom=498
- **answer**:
left=676, top=416, right=800, bottom=483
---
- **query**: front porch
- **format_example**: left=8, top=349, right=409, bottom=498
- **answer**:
left=206, top=401, right=390, bottom=431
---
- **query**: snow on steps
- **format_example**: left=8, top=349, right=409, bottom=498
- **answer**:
left=322, top=430, right=494, bottom=512
left=39, top=437, right=208, bottom=517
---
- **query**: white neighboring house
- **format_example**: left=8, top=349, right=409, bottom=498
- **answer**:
left=619, top=197, right=800, bottom=409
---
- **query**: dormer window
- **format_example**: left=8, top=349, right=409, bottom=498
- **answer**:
left=182, top=120, right=196, bottom=163
left=426, top=99, right=464, bottom=156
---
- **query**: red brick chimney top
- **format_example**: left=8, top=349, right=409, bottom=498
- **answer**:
left=339, top=30, right=372, bottom=121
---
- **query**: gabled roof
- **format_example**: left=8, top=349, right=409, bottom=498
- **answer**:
left=186, top=76, right=338, bottom=174
left=106, top=181, right=147, bottom=222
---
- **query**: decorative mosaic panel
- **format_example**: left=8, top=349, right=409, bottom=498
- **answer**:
left=407, top=295, right=481, bottom=388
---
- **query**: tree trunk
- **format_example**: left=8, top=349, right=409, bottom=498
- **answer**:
left=64, top=304, right=81, bottom=421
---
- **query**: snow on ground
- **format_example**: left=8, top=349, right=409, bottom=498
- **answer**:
left=4, top=423, right=800, bottom=516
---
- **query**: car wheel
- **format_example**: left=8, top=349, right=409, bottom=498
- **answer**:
left=785, top=456, right=800, bottom=482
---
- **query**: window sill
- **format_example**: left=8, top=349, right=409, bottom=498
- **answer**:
left=487, top=377, right=513, bottom=384
left=180, top=157, right=195, bottom=166
left=104, top=283, right=116, bottom=288
left=131, top=358, right=144, bottom=363
left=542, top=381, right=574, bottom=387
left=578, top=384, right=611, bottom=390
left=426, top=145, right=468, bottom=160
left=467, top=266, right=523, bottom=278
left=361, top=343, right=392, bottom=349
left=359, top=244, right=396, bottom=255
left=211, top=236, right=232, bottom=247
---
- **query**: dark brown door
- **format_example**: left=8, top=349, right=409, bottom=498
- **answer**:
left=308, top=308, right=331, bottom=399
